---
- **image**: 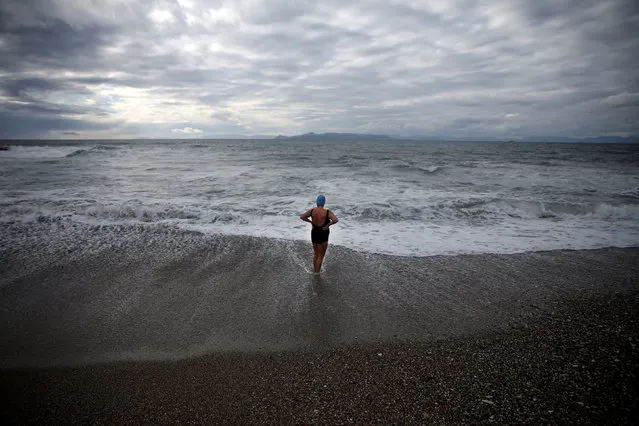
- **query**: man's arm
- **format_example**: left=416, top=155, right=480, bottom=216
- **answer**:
left=300, top=209, right=313, bottom=224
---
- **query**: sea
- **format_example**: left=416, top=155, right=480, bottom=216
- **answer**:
left=1, top=139, right=638, bottom=256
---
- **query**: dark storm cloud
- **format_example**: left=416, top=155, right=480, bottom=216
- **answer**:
left=1, top=77, right=114, bottom=101
left=1, top=77, right=61, bottom=98
left=0, top=75, right=119, bottom=137
left=0, top=17, right=113, bottom=72
left=0, top=0, right=637, bottom=139
left=0, top=111, right=115, bottom=139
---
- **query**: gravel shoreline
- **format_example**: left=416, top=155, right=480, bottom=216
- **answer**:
left=2, top=224, right=639, bottom=367
left=2, top=292, right=637, bottom=425
left=2, top=226, right=638, bottom=423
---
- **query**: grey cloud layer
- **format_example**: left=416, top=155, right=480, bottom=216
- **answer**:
left=0, top=0, right=637, bottom=138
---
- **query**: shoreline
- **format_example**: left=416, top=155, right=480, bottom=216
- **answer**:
left=1, top=223, right=638, bottom=368
left=2, top=218, right=639, bottom=258
left=2, top=293, right=637, bottom=424
left=1, top=223, right=638, bottom=422
left=2, top=219, right=639, bottom=258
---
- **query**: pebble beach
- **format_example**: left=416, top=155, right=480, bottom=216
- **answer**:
left=1, top=224, right=637, bottom=424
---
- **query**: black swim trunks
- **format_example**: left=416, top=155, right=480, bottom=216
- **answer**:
left=311, top=209, right=330, bottom=244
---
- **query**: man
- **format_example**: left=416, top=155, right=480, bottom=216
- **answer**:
left=300, top=194, right=339, bottom=273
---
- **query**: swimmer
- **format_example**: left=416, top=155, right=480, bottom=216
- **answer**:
left=299, top=194, right=339, bottom=273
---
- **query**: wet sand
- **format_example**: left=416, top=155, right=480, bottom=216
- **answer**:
left=0, top=224, right=638, bottom=423
left=2, top=294, right=638, bottom=425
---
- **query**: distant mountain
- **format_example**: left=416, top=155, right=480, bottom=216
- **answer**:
left=200, top=134, right=275, bottom=139
left=274, top=132, right=392, bottom=141
left=395, top=135, right=639, bottom=143
left=172, top=132, right=638, bottom=143
left=521, top=135, right=639, bottom=143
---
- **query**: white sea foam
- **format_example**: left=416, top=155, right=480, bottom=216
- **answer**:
left=2, top=145, right=87, bottom=159
left=1, top=140, right=638, bottom=256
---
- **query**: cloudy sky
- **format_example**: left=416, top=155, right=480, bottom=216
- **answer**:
left=0, top=0, right=638, bottom=139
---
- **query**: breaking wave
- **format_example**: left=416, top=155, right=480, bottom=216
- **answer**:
left=0, top=144, right=120, bottom=160
left=350, top=199, right=639, bottom=222
left=2, top=139, right=638, bottom=255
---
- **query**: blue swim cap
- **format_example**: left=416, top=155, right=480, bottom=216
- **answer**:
left=316, top=194, right=326, bottom=206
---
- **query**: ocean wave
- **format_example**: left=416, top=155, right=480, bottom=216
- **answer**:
left=0, top=144, right=121, bottom=160
left=390, top=162, right=442, bottom=174
left=0, top=202, right=257, bottom=227
left=449, top=199, right=639, bottom=220
left=66, top=145, right=119, bottom=157
left=351, top=205, right=423, bottom=221
left=510, top=159, right=562, bottom=166
left=66, top=148, right=90, bottom=157
left=347, top=198, right=639, bottom=223
left=3, top=196, right=638, bottom=229
left=618, top=187, right=639, bottom=199
left=421, top=165, right=441, bottom=173
left=1, top=145, right=83, bottom=159
left=208, top=213, right=249, bottom=224
left=95, top=144, right=120, bottom=151
left=457, top=161, right=477, bottom=168
left=85, top=205, right=200, bottom=222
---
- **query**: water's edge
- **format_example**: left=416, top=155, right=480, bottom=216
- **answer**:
left=1, top=222, right=638, bottom=368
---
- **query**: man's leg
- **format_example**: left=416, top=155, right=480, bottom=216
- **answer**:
left=312, top=244, right=319, bottom=273
left=317, top=242, right=328, bottom=272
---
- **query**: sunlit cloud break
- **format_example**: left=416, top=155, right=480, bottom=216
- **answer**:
left=0, top=0, right=637, bottom=139
left=171, top=127, right=204, bottom=135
